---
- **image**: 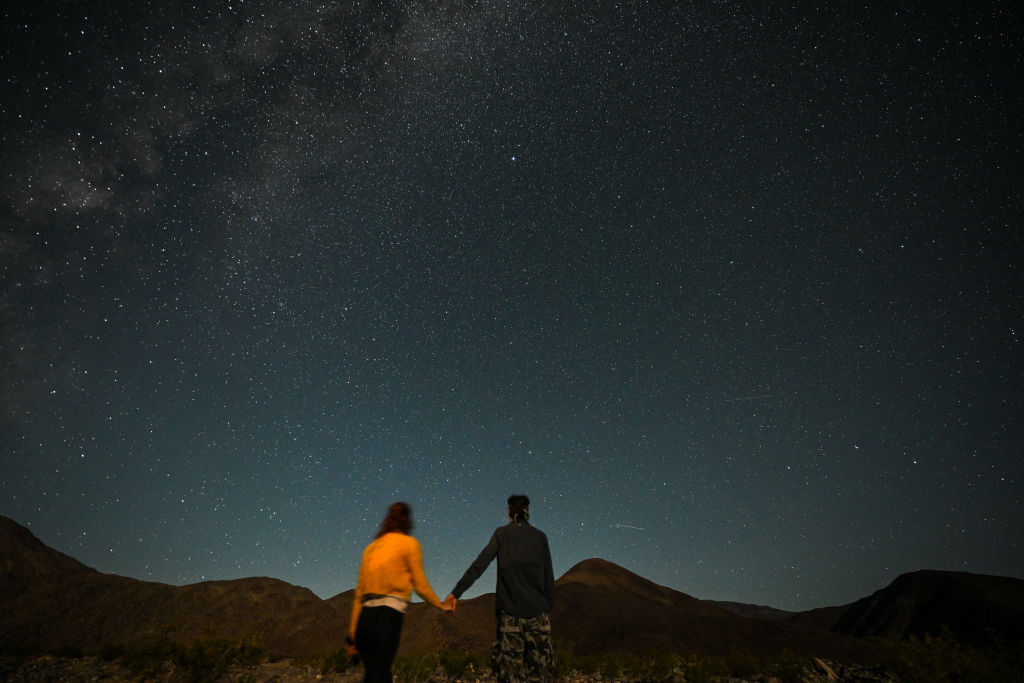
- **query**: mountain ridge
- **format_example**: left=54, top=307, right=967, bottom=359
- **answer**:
left=2, top=515, right=1021, bottom=659
left=831, top=568, right=1024, bottom=646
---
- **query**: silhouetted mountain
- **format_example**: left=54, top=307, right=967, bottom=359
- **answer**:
left=327, top=587, right=501, bottom=657
left=543, top=559, right=873, bottom=660
left=396, top=592, right=498, bottom=656
left=707, top=600, right=794, bottom=621
left=388, top=559, right=872, bottom=660
left=0, top=516, right=347, bottom=656
left=832, top=569, right=1024, bottom=647
left=2, top=515, right=1021, bottom=662
left=0, top=515, right=91, bottom=593
left=786, top=604, right=850, bottom=632
left=2, top=568, right=350, bottom=656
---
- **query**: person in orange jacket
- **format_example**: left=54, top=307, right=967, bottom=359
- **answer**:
left=347, top=501, right=452, bottom=682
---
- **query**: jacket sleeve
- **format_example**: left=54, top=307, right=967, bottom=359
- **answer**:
left=451, top=531, right=498, bottom=598
left=407, top=538, right=444, bottom=609
left=349, top=548, right=368, bottom=639
left=543, top=533, right=555, bottom=607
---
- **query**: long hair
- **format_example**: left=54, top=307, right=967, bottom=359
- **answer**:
left=507, top=494, right=530, bottom=524
left=375, top=501, right=414, bottom=538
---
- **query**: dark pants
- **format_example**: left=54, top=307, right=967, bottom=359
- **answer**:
left=355, top=605, right=405, bottom=683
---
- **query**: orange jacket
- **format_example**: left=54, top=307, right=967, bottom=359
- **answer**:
left=349, top=532, right=443, bottom=637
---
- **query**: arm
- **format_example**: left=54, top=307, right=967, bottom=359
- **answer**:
left=349, top=550, right=367, bottom=640
left=408, top=538, right=444, bottom=609
left=451, top=531, right=498, bottom=599
left=542, top=534, right=555, bottom=607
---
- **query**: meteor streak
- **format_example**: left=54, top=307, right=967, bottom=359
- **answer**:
left=724, top=394, right=774, bottom=402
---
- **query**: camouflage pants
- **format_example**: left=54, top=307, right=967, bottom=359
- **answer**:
left=491, top=611, right=555, bottom=683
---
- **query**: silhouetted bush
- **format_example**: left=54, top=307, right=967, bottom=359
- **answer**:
left=320, top=646, right=354, bottom=674
left=439, top=649, right=489, bottom=678
left=877, top=631, right=1023, bottom=683
left=51, top=645, right=84, bottom=659
left=98, top=643, right=125, bottom=662
left=119, top=631, right=265, bottom=683
left=554, top=644, right=804, bottom=683
left=392, top=652, right=439, bottom=682
left=386, top=650, right=491, bottom=682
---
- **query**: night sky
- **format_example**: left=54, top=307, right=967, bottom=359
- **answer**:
left=1, top=2, right=1021, bottom=612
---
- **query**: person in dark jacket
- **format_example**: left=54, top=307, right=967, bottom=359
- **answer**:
left=444, top=494, right=555, bottom=683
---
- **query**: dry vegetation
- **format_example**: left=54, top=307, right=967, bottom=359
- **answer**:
left=1, top=630, right=1021, bottom=683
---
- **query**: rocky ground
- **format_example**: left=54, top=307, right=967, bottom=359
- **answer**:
left=0, top=655, right=899, bottom=682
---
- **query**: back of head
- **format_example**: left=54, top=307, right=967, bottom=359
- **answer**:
left=507, top=494, right=530, bottom=524
left=376, top=501, right=414, bottom=538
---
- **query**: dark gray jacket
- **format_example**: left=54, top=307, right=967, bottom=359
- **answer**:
left=451, top=521, right=555, bottom=617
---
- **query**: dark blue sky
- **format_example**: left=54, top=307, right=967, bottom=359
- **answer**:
left=1, top=1, right=1020, bottom=611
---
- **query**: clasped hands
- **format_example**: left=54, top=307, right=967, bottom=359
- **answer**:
left=442, top=593, right=457, bottom=614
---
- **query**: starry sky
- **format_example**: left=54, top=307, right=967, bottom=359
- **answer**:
left=1, top=1, right=1021, bottom=612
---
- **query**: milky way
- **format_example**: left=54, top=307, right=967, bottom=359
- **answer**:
left=1, top=2, right=1021, bottom=610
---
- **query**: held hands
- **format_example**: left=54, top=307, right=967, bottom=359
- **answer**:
left=346, top=636, right=358, bottom=660
left=442, top=593, right=457, bottom=614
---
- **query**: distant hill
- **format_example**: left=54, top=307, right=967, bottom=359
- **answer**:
left=387, top=558, right=873, bottom=660
left=2, top=515, right=1021, bottom=661
left=544, top=558, right=872, bottom=660
left=0, top=515, right=89, bottom=592
left=5, top=571, right=348, bottom=655
left=786, top=604, right=850, bottom=632
left=832, top=569, right=1024, bottom=647
left=0, top=516, right=347, bottom=656
left=707, top=600, right=794, bottom=621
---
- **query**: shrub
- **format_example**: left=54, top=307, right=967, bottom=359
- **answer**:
left=877, top=631, right=1023, bottom=683
left=668, top=650, right=804, bottom=683
left=52, top=645, right=84, bottom=659
left=392, top=652, right=440, bottom=682
left=120, top=632, right=265, bottom=683
left=320, top=646, right=354, bottom=674
left=98, top=643, right=125, bottom=662
left=439, top=649, right=489, bottom=678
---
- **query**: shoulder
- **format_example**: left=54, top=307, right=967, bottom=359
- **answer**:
left=525, top=523, right=549, bottom=542
left=498, top=522, right=546, bottom=538
left=370, top=533, right=419, bottom=555
left=394, top=532, right=422, bottom=550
